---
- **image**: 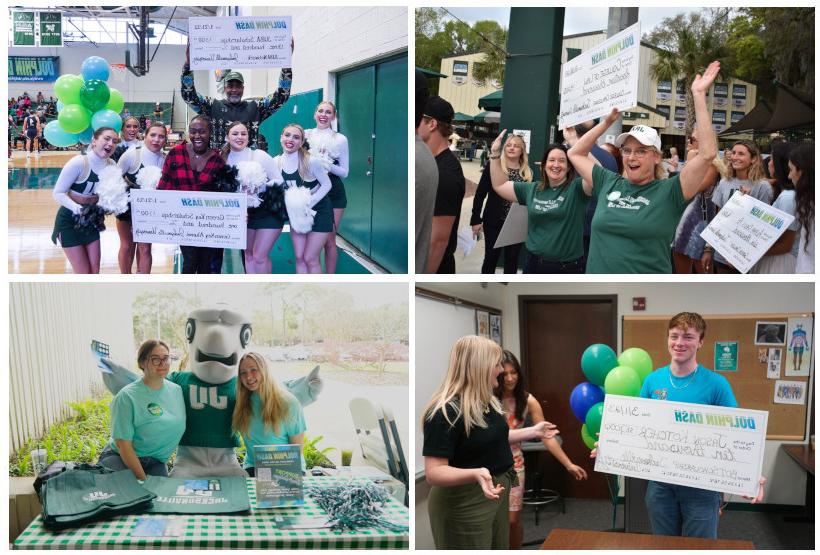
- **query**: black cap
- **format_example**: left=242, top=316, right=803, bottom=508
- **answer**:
left=423, top=96, right=454, bottom=125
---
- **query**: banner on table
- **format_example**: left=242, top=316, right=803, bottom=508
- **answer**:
left=39, top=12, right=63, bottom=47
left=558, top=22, right=641, bottom=129
left=594, top=395, right=767, bottom=497
left=12, top=11, right=36, bottom=46
left=700, top=192, right=794, bottom=273
left=8, top=56, right=60, bottom=82
left=189, top=16, right=292, bottom=70
left=131, top=189, right=247, bottom=250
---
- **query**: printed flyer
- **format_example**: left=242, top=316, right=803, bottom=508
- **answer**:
left=255, top=444, right=304, bottom=508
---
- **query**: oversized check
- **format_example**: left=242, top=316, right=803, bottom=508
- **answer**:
left=131, top=189, right=247, bottom=250
left=558, top=22, right=641, bottom=129
left=595, top=395, right=768, bottom=497
left=700, top=192, right=794, bottom=273
left=189, top=16, right=292, bottom=70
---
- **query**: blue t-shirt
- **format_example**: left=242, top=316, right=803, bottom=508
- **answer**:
left=640, top=364, right=737, bottom=407
left=242, top=390, right=306, bottom=468
left=109, top=379, right=187, bottom=462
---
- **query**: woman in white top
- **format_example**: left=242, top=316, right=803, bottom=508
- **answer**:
left=305, top=101, right=349, bottom=274
left=790, top=144, right=814, bottom=273
left=51, top=127, right=120, bottom=273
left=274, top=124, right=332, bottom=274
left=116, top=121, right=167, bottom=274
left=221, top=121, right=283, bottom=274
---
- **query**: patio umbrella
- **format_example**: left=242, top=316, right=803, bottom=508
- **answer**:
left=760, top=81, right=813, bottom=132
left=474, top=111, right=501, bottom=123
left=719, top=99, right=773, bottom=135
left=478, top=89, right=503, bottom=111
left=453, top=112, right=474, bottom=122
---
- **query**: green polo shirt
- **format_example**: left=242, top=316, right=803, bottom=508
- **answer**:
left=513, top=177, right=589, bottom=262
left=587, top=165, right=691, bottom=274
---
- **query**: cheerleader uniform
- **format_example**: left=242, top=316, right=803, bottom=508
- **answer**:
left=276, top=151, right=333, bottom=233
left=116, top=145, right=166, bottom=223
left=305, top=127, right=349, bottom=209
left=51, top=152, right=116, bottom=247
left=226, top=148, right=284, bottom=230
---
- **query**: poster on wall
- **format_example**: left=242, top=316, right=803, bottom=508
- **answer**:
left=766, top=348, right=781, bottom=379
left=713, top=341, right=738, bottom=371
left=785, top=316, right=812, bottom=377
left=12, top=11, right=36, bottom=46
left=754, top=321, right=787, bottom=346
left=773, top=380, right=807, bottom=405
left=489, top=314, right=502, bottom=345
left=8, top=56, right=60, bottom=82
left=476, top=311, right=489, bottom=338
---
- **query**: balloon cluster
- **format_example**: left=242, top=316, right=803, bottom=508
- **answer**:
left=44, top=56, right=125, bottom=148
left=569, top=344, right=653, bottom=450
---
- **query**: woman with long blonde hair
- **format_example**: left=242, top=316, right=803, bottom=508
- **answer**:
left=471, top=134, right=532, bottom=273
left=274, top=123, right=333, bottom=273
left=422, top=336, right=557, bottom=549
left=233, top=352, right=306, bottom=476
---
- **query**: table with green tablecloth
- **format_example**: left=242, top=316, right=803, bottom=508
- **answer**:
left=14, top=476, right=409, bottom=549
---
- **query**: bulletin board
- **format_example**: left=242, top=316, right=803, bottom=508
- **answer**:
left=623, top=313, right=814, bottom=440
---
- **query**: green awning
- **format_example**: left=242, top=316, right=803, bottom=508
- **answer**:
left=473, top=111, right=501, bottom=123
left=453, top=112, right=474, bottom=122
left=415, top=67, right=447, bottom=78
left=478, top=89, right=503, bottom=111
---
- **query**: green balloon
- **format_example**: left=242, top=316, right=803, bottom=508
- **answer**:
left=585, top=402, right=605, bottom=436
left=618, top=348, right=654, bottom=384
left=106, top=88, right=124, bottom=114
left=604, top=365, right=642, bottom=397
left=54, top=74, right=84, bottom=105
left=581, top=424, right=597, bottom=450
left=581, top=344, right=618, bottom=386
left=58, top=104, right=92, bottom=134
left=79, top=79, right=111, bottom=112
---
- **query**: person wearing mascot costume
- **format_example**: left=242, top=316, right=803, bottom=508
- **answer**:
left=99, top=304, right=322, bottom=477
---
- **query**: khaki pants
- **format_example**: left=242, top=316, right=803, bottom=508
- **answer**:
left=428, top=467, right=515, bottom=549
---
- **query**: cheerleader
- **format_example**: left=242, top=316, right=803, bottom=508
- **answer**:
left=112, top=116, right=141, bottom=161
left=305, top=101, right=349, bottom=273
left=274, top=124, right=332, bottom=274
left=221, top=121, right=284, bottom=274
left=51, top=127, right=121, bottom=273
left=116, top=122, right=168, bottom=274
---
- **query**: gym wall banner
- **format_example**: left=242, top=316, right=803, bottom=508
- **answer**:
left=9, top=56, right=61, bottom=82
left=11, top=11, right=63, bottom=47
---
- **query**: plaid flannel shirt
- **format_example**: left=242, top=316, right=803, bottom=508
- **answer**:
left=157, top=143, right=226, bottom=191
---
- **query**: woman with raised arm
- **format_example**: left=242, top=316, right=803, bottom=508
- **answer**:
left=567, top=61, right=722, bottom=274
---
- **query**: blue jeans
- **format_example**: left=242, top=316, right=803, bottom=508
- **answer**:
left=98, top=444, right=169, bottom=477
left=524, top=253, right=584, bottom=274
left=645, top=481, right=721, bottom=539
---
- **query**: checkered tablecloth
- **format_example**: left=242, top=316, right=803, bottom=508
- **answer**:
left=14, top=476, right=409, bottom=549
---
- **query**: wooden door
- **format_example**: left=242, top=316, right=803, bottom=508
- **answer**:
left=519, top=295, right=617, bottom=499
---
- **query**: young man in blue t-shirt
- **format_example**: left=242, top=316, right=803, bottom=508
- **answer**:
left=639, top=312, right=765, bottom=539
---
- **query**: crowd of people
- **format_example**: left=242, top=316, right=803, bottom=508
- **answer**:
left=415, top=64, right=814, bottom=275
left=48, top=45, right=349, bottom=275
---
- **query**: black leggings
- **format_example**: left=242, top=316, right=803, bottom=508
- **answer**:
left=180, top=246, right=224, bottom=274
left=481, top=224, right=522, bottom=274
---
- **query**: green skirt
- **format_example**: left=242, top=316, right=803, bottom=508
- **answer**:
left=428, top=466, right=516, bottom=549
left=248, top=206, right=285, bottom=230
left=327, top=174, right=347, bottom=209
left=310, top=195, right=333, bottom=233
left=51, top=206, right=100, bottom=248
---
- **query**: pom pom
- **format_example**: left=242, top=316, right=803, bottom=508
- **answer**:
left=135, top=165, right=162, bottom=191
left=260, top=183, right=286, bottom=217
left=285, top=185, right=315, bottom=233
left=212, top=165, right=239, bottom=193
left=73, top=204, right=107, bottom=233
left=305, top=480, right=408, bottom=533
left=95, top=165, right=130, bottom=215
left=307, top=132, right=340, bottom=172
left=236, top=160, right=268, bottom=208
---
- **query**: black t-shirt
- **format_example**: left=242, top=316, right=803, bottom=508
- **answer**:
left=433, top=149, right=465, bottom=273
left=423, top=403, right=513, bottom=476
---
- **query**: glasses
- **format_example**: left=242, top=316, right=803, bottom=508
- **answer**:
left=621, top=147, right=654, bottom=158
left=148, top=356, right=171, bottom=366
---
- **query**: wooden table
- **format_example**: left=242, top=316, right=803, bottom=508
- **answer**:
left=540, top=528, right=755, bottom=550
left=781, top=443, right=814, bottom=522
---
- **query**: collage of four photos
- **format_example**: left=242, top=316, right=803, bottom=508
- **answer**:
left=6, top=3, right=816, bottom=551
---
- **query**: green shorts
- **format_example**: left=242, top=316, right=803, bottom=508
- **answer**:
left=328, top=174, right=347, bottom=209
left=51, top=206, right=100, bottom=248
left=248, top=206, right=284, bottom=230
left=310, top=195, right=333, bottom=233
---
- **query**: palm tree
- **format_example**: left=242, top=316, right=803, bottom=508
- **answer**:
left=648, top=11, right=731, bottom=137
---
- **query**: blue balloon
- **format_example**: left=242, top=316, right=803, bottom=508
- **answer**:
left=91, top=109, right=122, bottom=133
left=77, top=126, right=94, bottom=144
left=81, top=56, right=110, bottom=82
left=569, top=381, right=606, bottom=423
left=43, top=120, right=79, bottom=147
left=56, top=100, right=64, bottom=113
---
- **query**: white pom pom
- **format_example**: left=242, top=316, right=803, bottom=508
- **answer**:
left=285, top=186, right=315, bottom=233
left=247, top=194, right=262, bottom=208
left=309, top=149, right=334, bottom=172
left=236, top=160, right=268, bottom=207
left=135, top=165, right=162, bottom=190
left=96, top=165, right=130, bottom=215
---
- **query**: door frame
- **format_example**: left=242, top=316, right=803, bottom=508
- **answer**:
left=518, top=294, right=618, bottom=372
